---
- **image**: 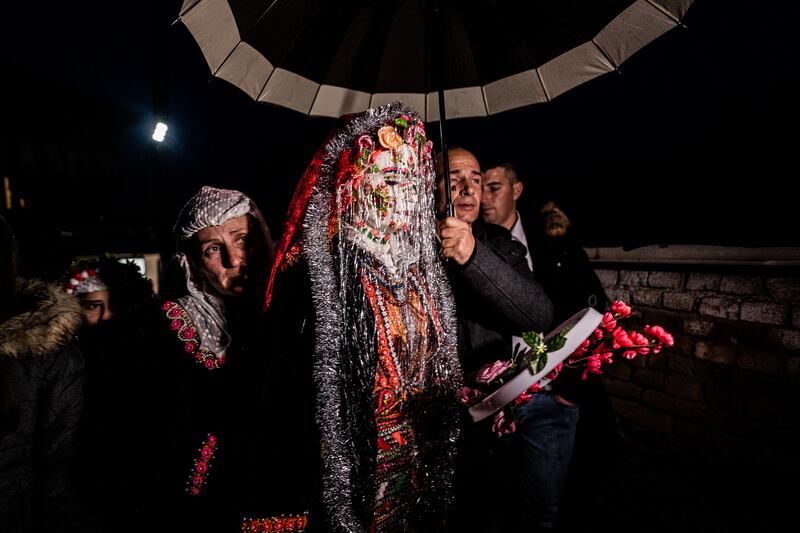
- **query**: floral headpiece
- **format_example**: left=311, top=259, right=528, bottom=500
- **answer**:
left=264, top=105, right=433, bottom=308
left=330, top=114, right=433, bottom=242
left=63, top=267, right=107, bottom=296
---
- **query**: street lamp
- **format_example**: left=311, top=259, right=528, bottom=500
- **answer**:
left=152, top=122, right=168, bottom=142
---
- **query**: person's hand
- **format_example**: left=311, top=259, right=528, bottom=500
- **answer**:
left=437, top=217, right=476, bottom=265
left=552, top=393, right=577, bottom=408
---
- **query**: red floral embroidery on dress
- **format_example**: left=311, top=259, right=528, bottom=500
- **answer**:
left=187, top=433, right=218, bottom=496
left=241, top=513, right=309, bottom=532
left=162, top=301, right=225, bottom=370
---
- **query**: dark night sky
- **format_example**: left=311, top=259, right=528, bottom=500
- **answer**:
left=1, top=0, right=799, bottom=268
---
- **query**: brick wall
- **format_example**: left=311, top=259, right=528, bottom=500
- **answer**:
left=594, top=265, right=800, bottom=466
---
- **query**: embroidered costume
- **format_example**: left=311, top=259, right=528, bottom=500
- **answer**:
left=265, top=103, right=461, bottom=532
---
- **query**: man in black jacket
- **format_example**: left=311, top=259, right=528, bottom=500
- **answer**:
left=481, top=162, right=612, bottom=531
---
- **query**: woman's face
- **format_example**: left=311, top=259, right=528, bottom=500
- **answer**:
left=79, top=290, right=113, bottom=326
left=192, top=215, right=258, bottom=297
left=353, top=144, right=419, bottom=236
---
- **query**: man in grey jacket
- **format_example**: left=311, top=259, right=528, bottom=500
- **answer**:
left=436, top=148, right=553, bottom=373
left=437, top=148, right=563, bottom=532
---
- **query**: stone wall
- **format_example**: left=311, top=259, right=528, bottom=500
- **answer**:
left=593, top=262, right=800, bottom=467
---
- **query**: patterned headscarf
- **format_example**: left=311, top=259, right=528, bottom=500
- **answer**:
left=173, top=186, right=272, bottom=358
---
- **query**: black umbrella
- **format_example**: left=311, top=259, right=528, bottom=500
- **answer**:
left=178, top=0, right=693, bottom=213
left=178, top=0, right=693, bottom=120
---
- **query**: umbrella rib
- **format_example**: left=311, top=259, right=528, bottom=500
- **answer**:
left=254, top=0, right=333, bottom=103
left=178, top=0, right=202, bottom=18
left=644, top=0, right=682, bottom=24
left=212, top=42, right=243, bottom=78
left=535, top=67, right=551, bottom=103
left=590, top=38, right=620, bottom=70
left=244, top=0, right=281, bottom=40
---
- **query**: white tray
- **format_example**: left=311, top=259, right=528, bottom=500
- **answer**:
left=468, top=307, right=603, bottom=422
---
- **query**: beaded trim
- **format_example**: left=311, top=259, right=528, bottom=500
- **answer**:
left=162, top=301, right=226, bottom=370
left=361, top=272, right=402, bottom=389
left=241, top=513, right=308, bottom=532
left=187, top=433, right=218, bottom=496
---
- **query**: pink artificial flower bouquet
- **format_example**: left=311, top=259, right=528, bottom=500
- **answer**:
left=460, top=301, right=674, bottom=436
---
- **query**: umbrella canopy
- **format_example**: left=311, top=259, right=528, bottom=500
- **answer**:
left=179, top=0, right=694, bottom=121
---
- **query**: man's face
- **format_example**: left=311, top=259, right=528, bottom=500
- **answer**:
left=79, top=290, right=113, bottom=326
left=193, top=215, right=256, bottom=297
left=437, top=150, right=482, bottom=224
left=481, top=167, right=522, bottom=230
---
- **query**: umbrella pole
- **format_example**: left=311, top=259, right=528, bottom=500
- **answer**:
left=433, top=0, right=454, bottom=218
left=438, top=88, right=454, bottom=218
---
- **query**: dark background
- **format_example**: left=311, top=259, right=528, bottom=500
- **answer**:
left=1, top=0, right=798, bottom=279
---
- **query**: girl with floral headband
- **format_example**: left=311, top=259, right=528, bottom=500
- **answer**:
left=264, top=103, right=461, bottom=532
left=63, top=264, right=112, bottom=325
left=60, top=257, right=159, bottom=527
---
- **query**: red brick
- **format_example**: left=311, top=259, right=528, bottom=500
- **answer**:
left=595, top=269, right=618, bottom=289
left=738, top=346, right=786, bottom=375
left=648, top=272, right=684, bottom=289
left=766, top=328, right=800, bottom=352
left=605, top=378, right=642, bottom=401
left=670, top=335, right=695, bottom=357
left=604, top=360, right=633, bottom=380
left=611, top=398, right=674, bottom=433
left=664, top=374, right=703, bottom=401
left=740, top=302, right=787, bottom=326
left=695, top=341, right=736, bottom=365
left=684, top=319, right=715, bottom=337
left=787, top=356, right=800, bottom=378
left=668, top=353, right=696, bottom=375
left=606, top=288, right=631, bottom=304
left=646, top=352, right=668, bottom=371
left=703, top=378, right=739, bottom=413
left=719, top=275, right=764, bottom=296
left=632, top=288, right=662, bottom=308
left=687, top=273, right=721, bottom=291
left=631, top=368, right=665, bottom=389
left=765, top=277, right=800, bottom=303
left=638, top=308, right=684, bottom=333
left=663, top=292, right=695, bottom=311
left=673, top=419, right=761, bottom=456
left=698, top=297, right=739, bottom=320
left=746, top=393, right=796, bottom=429
left=642, top=390, right=718, bottom=428
left=619, top=270, right=649, bottom=287
left=792, top=306, right=800, bottom=329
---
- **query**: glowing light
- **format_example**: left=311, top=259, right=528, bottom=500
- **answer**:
left=152, top=122, right=168, bottom=142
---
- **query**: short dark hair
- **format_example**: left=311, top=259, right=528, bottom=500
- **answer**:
left=485, top=163, right=520, bottom=184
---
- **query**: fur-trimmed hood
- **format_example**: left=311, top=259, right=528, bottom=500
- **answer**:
left=0, top=278, right=82, bottom=359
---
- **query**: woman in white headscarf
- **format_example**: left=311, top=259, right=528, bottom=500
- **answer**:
left=151, top=186, right=282, bottom=531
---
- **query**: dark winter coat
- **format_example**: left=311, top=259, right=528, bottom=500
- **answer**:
left=0, top=279, right=85, bottom=532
